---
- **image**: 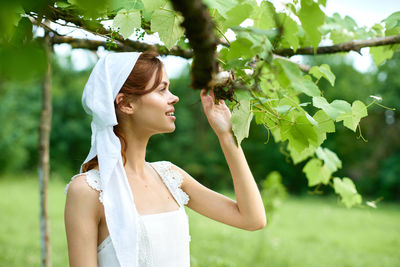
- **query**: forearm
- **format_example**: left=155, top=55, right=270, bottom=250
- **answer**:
left=217, top=131, right=267, bottom=228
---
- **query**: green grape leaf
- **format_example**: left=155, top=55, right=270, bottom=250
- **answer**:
left=142, top=0, right=166, bottom=13
left=370, top=23, right=384, bottom=37
left=312, top=96, right=351, bottom=120
left=298, top=0, right=325, bottom=48
left=333, top=177, right=362, bottom=208
left=330, top=29, right=355, bottom=44
left=68, top=0, right=108, bottom=17
left=336, top=100, right=368, bottom=132
left=231, top=98, right=253, bottom=146
left=382, top=11, right=400, bottom=31
left=283, top=16, right=299, bottom=52
left=223, top=3, right=253, bottom=31
left=303, top=158, right=331, bottom=186
left=226, top=37, right=257, bottom=60
left=323, top=13, right=363, bottom=43
left=254, top=111, right=277, bottom=134
left=232, top=28, right=273, bottom=57
left=151, top=8, right=184, bottom=49
left=370, top=45, right=395, bottom=66
left=109, top=0, right=143, bottom=12
left=385, top=27, right=400, bottom=36
left=10, top=17, right=33, bottom=45
left=316, top=147, right=342, bottom=172
left=275, top=59, right=321, bottom=97
left=279, top=13, right=299, bottom=51
left=251, top=1, right=276, bottom=30
left=209, top=8, right=226, bottom=36
left=203, top=0, right=237, bottom=18
left=312, top=110, right=335, bottom=146
left=281, top=115, right=319, bottom=153
left=313, top=110, right=335, bottom=133
left=298, top=78, right=321, bottom=97
left=305, top=112, right=318, bottom=126
left=288, top=145, right=315, bottom=164
left=309, top=64, right=335, bottom=86
left=56, top=1, right=72, bottom=8
left=113, top=9, right=141, bottom=39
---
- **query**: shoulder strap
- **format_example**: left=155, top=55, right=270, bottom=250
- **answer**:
left=64, top=169, right=104, bottom=203
left=86, top=169, right=102, bottom=191
left=150, top=161, right=190, bottom=206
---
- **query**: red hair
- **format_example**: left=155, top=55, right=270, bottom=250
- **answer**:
left=81, top=51, right=163, bottom=172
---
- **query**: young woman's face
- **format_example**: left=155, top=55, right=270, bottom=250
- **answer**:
left=131, top=67, right=179, bottom=135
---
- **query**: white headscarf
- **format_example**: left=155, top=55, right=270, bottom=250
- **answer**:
left=80, top=51, right=144, bottom=266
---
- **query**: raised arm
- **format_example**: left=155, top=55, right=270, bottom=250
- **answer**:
left=177, top=89, right=266, bottom=231
left=64, top=174, right=100, bottom=267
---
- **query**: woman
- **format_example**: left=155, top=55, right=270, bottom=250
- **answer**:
left=64, top=51, right=266, bottom=267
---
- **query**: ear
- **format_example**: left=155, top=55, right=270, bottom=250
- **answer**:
left=116, top=93, right=135, bottom=114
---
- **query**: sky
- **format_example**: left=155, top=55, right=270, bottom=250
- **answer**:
left=50, top=0, right=400, bottom=76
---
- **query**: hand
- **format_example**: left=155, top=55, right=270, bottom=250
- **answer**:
left=200, top=88, right=233, bottom=137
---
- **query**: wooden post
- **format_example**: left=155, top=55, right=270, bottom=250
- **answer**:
left=38, top=25, right=52, bottom=267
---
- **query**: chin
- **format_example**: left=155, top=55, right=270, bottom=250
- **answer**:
left=167, top=126, right=176, bottom=133
left=159, top=125, right=176, bottom=134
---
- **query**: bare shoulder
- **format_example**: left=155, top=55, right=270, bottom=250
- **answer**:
left=65, top=173, right=102, bottom=220
left=67, top=173, right=98, bottom=197
left=65, top=173, right=101, bottom=266
left=169, top=162, right=183, bottom=173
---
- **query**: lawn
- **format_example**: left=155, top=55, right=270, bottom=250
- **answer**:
left=0, top=173, right=399, bottom=266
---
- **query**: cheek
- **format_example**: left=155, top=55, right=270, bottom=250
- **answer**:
left=134, top=96, right=166, bottom=124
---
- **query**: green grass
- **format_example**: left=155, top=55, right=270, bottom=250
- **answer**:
left=0, top=174, right=399, bottom=267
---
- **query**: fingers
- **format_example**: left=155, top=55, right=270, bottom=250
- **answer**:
left=200, top=89, right=209, bottom=103
left=200, top=88, right=226, bottom=107
left=200, top=88, right=215, bottom=98
left=200, top=89, right=213, bottom=110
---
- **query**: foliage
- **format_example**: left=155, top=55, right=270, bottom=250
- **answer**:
left=1, top=0, right=400, bottom=207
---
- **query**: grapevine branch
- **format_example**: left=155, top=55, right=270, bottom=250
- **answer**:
left=49, top=35, right=193, bottom=58
left=30, top=6, right=400, bottom=92
left=34, top=7, right=400, bottom=65
left=31, top=17, right=310, bottom=72
left=29, top=14, right=193, bottom=58
left=274, top=35, right=400, bottom=56
left=41, top=3, right=218, bottom=89
left=169, top=0, right=218, bottom=89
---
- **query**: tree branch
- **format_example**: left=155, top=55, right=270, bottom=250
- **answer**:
left=32, top=6, right=400, bottom=88
left=30, top=16, right=194, bottom=58
left=273, top=55, right=310, bottom=72
left=274, top=35, right=400, bottom=56
left=48, top=35, right=193, bottom=58
left=169, top=0, right=218, bottom=89
left=37, top=7, right=194, bottom=57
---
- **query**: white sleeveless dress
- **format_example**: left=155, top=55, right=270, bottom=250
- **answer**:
left=65, top=161, right=191, bottom=267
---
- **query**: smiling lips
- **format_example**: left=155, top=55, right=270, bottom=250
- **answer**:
left=166, top=111, right=176, bottom=120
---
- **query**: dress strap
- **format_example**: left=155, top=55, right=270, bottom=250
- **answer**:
left=149, top=161, right=190, bottom=207
left=64, top=169, right=104, bottom=203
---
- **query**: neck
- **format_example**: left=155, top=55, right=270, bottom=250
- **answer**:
left=119, top=125, right=152, bottom=178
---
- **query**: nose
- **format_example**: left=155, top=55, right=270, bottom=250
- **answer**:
left=169, top=92, right=179, bottom=105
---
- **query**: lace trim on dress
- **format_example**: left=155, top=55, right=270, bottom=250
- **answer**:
left=150, top=161, right=190, bottom=206
left=138, top=217, right=155, bottom=266
left=64, top=161, right=190, bottom=206
left=64, top=169, right=104, bottom=203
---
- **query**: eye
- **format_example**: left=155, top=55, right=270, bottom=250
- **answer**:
left=160, top=87, right=167, bottom=91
